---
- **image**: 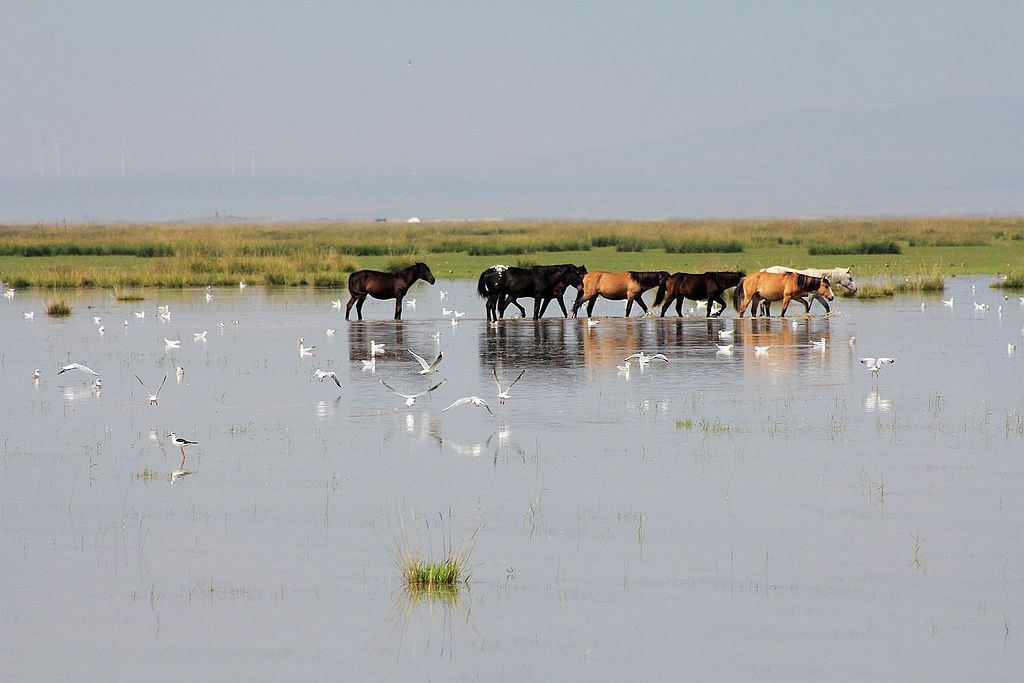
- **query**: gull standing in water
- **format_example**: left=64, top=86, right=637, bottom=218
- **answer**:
left=754, top=345, right=771, bottom=356
left=859, top=357, right=896, bottom=376
left=311, top=368, right=342, bottom=388
left=718, top=329, right=735, bottom=339
left=23, top=312, right=34, bottom=319
left=32, top=369, right=41, bottom=381
left=379, top=377, right=446, bottom=407
left=176, top=366, right=185, bottom=383
left=193, top=330, right=207, bottom=341
left=135, top=373, right=168, bottom=405
left=715, top=344, right=734, bottom=354
left=493, top=369, right=525, bottom=405
left=942, top=298, right=954, bottom=307
left=298, top=338, right=316, bottom=356
left=444, top=396, right=494, bottom=416
left=408, top=349, right=443, bottom=375
left=164, top=338, right=182, bottom=349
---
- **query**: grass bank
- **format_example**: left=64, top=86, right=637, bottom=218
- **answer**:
left=1, top=217, right=1021, bottom=288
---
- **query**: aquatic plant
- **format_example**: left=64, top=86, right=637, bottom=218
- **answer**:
left=393, top=510, right=481, bottom=590
left=45, top=298, right=72, bottom=316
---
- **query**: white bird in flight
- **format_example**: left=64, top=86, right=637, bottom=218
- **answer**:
left=135, top=373, right=168, bottom=405
left=444, top=396, right=494, bottom=416
left=311, top=368, right=342, bottom=388
left=331, top=299, right=342, bottom=309
left=859, top=357, right=897, bottom=375
left=326, top=328, right=337, bottom=336
left=624, top=351, right=669, bottom=366
left=58, top=362, right=99, bottom=377
left=379, top=377, right=445, bottom=407
left=408, top=349, right=443, bottom=374
left=493, top=368, right=525, bottom=405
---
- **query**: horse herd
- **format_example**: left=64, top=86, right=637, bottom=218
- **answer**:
left=344, top=261, right=858, bottom=321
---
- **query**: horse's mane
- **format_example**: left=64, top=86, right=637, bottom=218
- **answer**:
left=796, top=274, right=822, bottom=290
left=629, top=271, right=668, bottom=287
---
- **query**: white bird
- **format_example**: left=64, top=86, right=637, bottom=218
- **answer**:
left=331, top=299, right=342, bottom=309
left=134, top=311, right=145, bottom=318
left=718, top=329, right=735, bottom=339
left=2, top=288, right=13, bottom=299
left=1019, top=297, right=1024, bottom=305
left=450, top=318, right=460, bottom=328
left=370, top=340, right=385, bottom=357
left=23, top=311, right=34, bottom=319
left=408, top=349, right=443, bottom=374
left=92, top=378, right=102, bottom=391
left=32, top=369, right=41, bottom=380
left=616, top=361, right=631, bottom=377
left=624, top=351, right=669, bottom=366
left=193, top=330, right=207, bottom=340
left=158, top=311, right=171, bottom=321
left=205, top=291, right=213, bottom=302
left=176, top=366, right=185, bottom=382
left=360, top=358, right=377, bottom=372
left=848, top=336, right=857, bottom=346
left=123, top=320, right=129, bottom=326
left=58, top=362, right=99, bottom=376
left=135, top=373, right=168, bottom=405
left=859, top=357, right=897, bottom=375
left=442, top=307, right=454, bottom=316
left=218, top=322, right=226, bottom=328
left=232, top=320, right=239, bottom=326
left=311, top=368, right=342, bottom=388
left=379, top=377, right=445, bottom=407
left=93, top=316, right=102, bottom=324
left=167, top=432, right=198, bottom=471
left=942, top=298, right=954, bottom=307
left=443, top=396, right=494, bottom=416
left=587, top=318, right=600, bottom=327
left=98, top=325, right=105, bottom=334
left=971, top=284, right=976, bottom=293
left=239, top=280, right=248, bottom=289
left=429, top=331, right=441, bottom=342
left=715, top=344, right=734, bottom=354
left=974, top=302, right=989, bottom=311
left=157, top=304, right=169, bottom=312
left=298, top=338, right=315, bottom=356
left=493, top=368, right=525, bottom=405
left=921, top=302, right=926, bottom=310
left=326, top=328, right=337, bottom=336
left=754, top=345, right=771, bottom=355
left=405, top=298, right=416, bottom=309
left=439, top=290, right=448, bottom=300
left=811, top=338, right=827, bottom=349
left=164, top=338, right=181, bottom=348
left=453, top=310, right=466, bottom=318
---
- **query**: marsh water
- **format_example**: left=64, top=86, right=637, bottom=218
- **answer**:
left=2, top=277, right=1023, bottom=680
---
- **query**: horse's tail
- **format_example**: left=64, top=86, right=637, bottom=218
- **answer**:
left=733, top=276, right=746, bottom=312
left=651, top=279, right=668, bottom=310
left=476, top=270, right=491, bottom=298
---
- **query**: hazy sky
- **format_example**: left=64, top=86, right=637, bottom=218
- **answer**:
left=1, top=1, right=1022, bottom=219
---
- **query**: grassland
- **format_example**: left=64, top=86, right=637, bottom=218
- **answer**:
left=0, top=217, right=1021, bottom=288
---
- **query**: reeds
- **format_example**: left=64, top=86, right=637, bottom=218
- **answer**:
left=45, top=297, right=72, bottom=316
left=393, top=510, right=481, bottom=591
left=994, top=273, right=1024, bottom=289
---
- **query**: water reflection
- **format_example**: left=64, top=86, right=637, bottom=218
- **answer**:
left=386, top=585, right=479, bottom=662
left=865, top=389, right=893, bottom=413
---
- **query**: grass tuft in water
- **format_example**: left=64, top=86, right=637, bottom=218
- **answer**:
left=134, top=467, right=161, bottom=481
left=994, top=273, right=1024, bottom=289
left=113, top=285, right=145, bottom=301
left=393, top=508, right=482, bottom=591
left=45, top=298, right=72, bottom=316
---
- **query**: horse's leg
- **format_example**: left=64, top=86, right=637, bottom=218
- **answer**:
left=586, top=296, right=597, bottom=318
left=738, top=291, right=753, bottom=317
left=675, top=296, right=684, bottom=317
left=355, top=295, right=366, bottom=321
left=625, top=295, right=634, bottom=317
left=394, top=295, right=403, bottom=320
left=635, top=295, right=649, bottom=315
left=571, top=290, right=585, bottom=318
left=533, top=296, right=542, bottom=320
left=345, top=294, right=357, bottom=321
left=711, top=294, right=726, bottom=317
left=556, top=295, right=569, bottom=318
left=780, top=294, right=792, bottom=317
left=815, top=293, right=831, bottom=313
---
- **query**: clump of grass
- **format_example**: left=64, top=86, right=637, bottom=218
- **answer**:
left=842, top=271, right=944, bottom=298
left=675, top=418, right=694, bottom=429
left=46, top=297, right=72, bottom=317
left=698, top=419, right=734, bottom=433
left=808, top=241, right=902, bottom=255
left=393, top=510, right=482, bottom=591
left=994, top=273, right=1024, bottom=289
left=134, top=467, right=161, bottom=481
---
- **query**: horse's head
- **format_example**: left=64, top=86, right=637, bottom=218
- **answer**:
left=818, top=277, right=834, bottom=300
left=838, top=267, right=857, bottom=293
left=415, top=262, right=436, bottom=285
left=566, top=265, right=587, bottom=287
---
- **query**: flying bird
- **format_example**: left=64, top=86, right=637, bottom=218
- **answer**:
left=311, top=368, right=342, bottom=388
left=58, top=362, right=99, bottom=376
left=135, top=373, right=168, bottom=405
left=408, top=349, right=443, bottom=375
left=379, top=377, right=446, bottom=407
left=624, top=351, right=669, bottom=366
left=493, top=368, right=525, bottom=405
left=859, top=357, right=897, bottom=376
left=443, top=396, right=494, bottom=416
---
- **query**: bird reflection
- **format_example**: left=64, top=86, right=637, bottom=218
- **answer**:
left=315, top=396, right=342, bottom=421
left=864, top=389, right=892, bottom=412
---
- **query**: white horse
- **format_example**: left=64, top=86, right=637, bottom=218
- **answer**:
left=759, top=266, right=857, bottom=314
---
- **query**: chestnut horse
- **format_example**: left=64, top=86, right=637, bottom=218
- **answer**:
left=571, top=270, right=669, bottom=318
left=652, top=271, right=745, bottom=318
left=734, top=272, right=833, bottom=317
left=346, top=262, right=435, bottom=321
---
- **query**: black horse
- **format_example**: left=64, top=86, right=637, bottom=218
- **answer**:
left=652, top=271, right=745, bottom=317
left=476, top=264, right=587, bottom=321
left=346, top=262, right=435, bottom=321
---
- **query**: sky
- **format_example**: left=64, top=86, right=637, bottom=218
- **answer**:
left=1, top=1, right=1022, bottom=221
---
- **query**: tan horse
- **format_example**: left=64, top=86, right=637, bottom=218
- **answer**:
left=572, top=270, right=669, bottom=318
left=734, top=272, right=834, bottom=317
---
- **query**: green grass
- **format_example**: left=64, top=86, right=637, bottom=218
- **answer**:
left=841, top=269, right=946, bottom=298
left=45, top=297, right=72, bottom=316
left=1, top=217, right=1022, bottom=287
left=393, top=511, right=481, bottom=591
left=994, top=273, right=1024, bottom=289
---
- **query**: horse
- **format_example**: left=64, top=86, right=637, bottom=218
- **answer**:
left=571, top=270, right=670, bottom=318
left=758, top=266, right=857, bottom=314
left=476, top=264, right=587, bottom=321
left=652, top=271, right=745, bottom=317
left=734, top=271, right=834, bottom=317
left=345, top=262, right=435, bottom=320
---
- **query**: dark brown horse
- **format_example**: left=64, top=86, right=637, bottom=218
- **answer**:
left=733, top=272, right=834, bottom=317
left=571, top=270, right=670, bottom=318
left=346, top=262, right=435, bottom=320
left=652, top=271, right=745, bottom=318
left=477, top=264, right=587, bottom=321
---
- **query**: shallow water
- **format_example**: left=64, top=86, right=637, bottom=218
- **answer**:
left=2, top=278, right=1023, bottom=680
